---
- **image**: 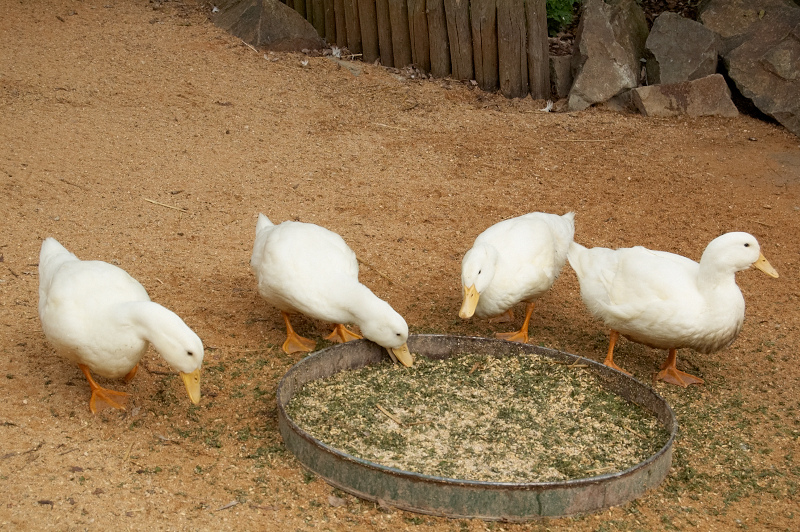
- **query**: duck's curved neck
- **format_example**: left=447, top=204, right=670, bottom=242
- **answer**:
left=112, top=301, right=172, bottom=342
left=697, top=254, right=738, bottom=289
left=329, top=279, right=382, bottom=324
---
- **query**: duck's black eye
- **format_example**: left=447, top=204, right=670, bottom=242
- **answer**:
left=744, top=243, right=750, bottom=247
left=187, top=351, right=194, bottom=357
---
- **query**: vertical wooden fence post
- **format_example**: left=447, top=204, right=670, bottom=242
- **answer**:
left=471, top=0, right=498, bottom=91
left=375, top=0, right=395, bottom=66
left=291, top=0, right=306, bottom=19
left=311, top=0, right=326, bottom=36
left=324, top=0, right=336, bottom=43
left=305, top=0, right=314, bottom=28
left=388, top=0, right=413, bottom=67
left=334, top=0, right=348, bottom=47
left=407, top=0, right=432, bottom=72
left=443, top=0, right=474, bottom=80
left=358, top=0, right=380, bottom=63
left=497, top=0, right=528, bottom=98
left=426, top=0, right=451, bottom=78
left=344, top=0, right=363, bottom=53
left=525, top=0, right=550, bottom=99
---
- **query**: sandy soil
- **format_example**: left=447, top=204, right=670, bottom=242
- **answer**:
left=1, top=1, right=799, bottom=530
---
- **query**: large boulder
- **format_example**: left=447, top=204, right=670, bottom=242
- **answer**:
left=568, top=0, right=649, bottom=111
left=700, top=0, right=800, bottom=137
left=212, top=0, right=325, bottom=52
left=631, top=74, right=739, bottom=117
left=549, top=55, right=573, bottom=99
left=645, top=12, right=721, bottom=85
left=699, top=0, right=793, bottom=54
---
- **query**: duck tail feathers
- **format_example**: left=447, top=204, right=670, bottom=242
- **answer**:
left=39, top=238, right=78, bottom=291
left=561, top=211, right=576, bottom=237
left=256, top=213, right=274, bottom=234
left=251, top=214, right=274, bottom=270
left=567, top=241, right=587, bottom=271
left=547, top=211, right=575, bottom=246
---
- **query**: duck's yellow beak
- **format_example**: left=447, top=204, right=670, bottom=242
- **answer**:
left=180, top=368, right=202, bottom=405
left=388, top=343, right=413, bottom=367
left=459, top=284, right=480, bottom=319
left=753, top=253, right=779, bottom=278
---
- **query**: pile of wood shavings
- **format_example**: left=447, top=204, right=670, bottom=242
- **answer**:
left=287, top=353, right=669, bottom=483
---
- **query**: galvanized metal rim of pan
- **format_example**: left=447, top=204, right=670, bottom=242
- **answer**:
left=277, top=334, right=679, bottom=520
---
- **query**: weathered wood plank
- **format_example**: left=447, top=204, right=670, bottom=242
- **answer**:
left=443, top=0, right=473, bottom=80
left=388, top=0, right=412, bottom=67
left=497, top=0, right=528, bottom=97
left=407, top=0, right=431, bottom=72
left=358, top=0, right=380, bottom=63
left=426, top=0, right=451, bottom=78
left=311, top=0, right=325, bottom=37
left=471, top=0, right=498, bottom=91
left=334, top=0, right=348, bottom=47
left=525, top=0, right=550, bottom=99
left=323, top=0, right=336, bottom=43
left=375, top=0, right=394, bottom=66
left=344, top=0, right=362, bottom=54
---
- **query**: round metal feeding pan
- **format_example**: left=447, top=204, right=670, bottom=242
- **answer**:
left=276, top=335, right=678, bottom=521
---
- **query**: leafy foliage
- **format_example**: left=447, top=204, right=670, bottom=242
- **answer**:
left=547, top=0, right=582, bottom=36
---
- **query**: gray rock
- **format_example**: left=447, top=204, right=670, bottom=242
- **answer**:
left=549, top=55, right=573, bottom=99
left=600, top=90, right=637, bottom=112
left=213, top=0, right=325, bottom=52
left=699, top=0, right=791, bottom=54
left=701, top=0, right=800, bottom=137
left=631, top=74, right=739, bottom=117
left=645, top=12, right=721, bottom=85
left=568, top=0, right=649, bottom=111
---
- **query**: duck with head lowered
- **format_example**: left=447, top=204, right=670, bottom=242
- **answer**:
left=38, top=237, right=204, bottom=413
left=250, top=214, right=412, bottom=366
left=459, top=211, right=575, bottom=343
left=568, top=232, right=779, bottom=386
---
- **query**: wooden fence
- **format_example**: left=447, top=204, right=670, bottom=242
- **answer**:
left=281, top=0, right=550, bottom=99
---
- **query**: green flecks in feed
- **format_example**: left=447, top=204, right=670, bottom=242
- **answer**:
left=287, top=352, right=669, bottom=483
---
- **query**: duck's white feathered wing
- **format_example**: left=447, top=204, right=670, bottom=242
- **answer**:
left=568, top=242, right=728, bottom=350
left=250, top=218, right=359, bottom=319
left=38, top=238, right=153, bottom=375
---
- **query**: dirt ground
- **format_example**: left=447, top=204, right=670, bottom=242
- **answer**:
left=1, top=0, right=799, bottom=530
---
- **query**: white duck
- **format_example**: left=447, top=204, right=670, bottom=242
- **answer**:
left=568, top=232, right=778, bottom=386
left=250, top=214, right=412, bottom=366
left=459, top=211, right=575, bottom=343
left=38, top=238, right=204, bottom=413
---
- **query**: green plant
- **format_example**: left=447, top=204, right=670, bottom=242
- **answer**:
left=547, top=0, right=581, bottom=36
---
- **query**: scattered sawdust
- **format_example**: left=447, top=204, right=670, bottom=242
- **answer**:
left=1, top=0, right=798, bottom=530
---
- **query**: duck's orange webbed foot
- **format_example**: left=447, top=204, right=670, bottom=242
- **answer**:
left=495, top=303, right=535, bottom=344
left=656, top=349, right=704, bottom=387
left=488, top=309, right=514, bottom=324
left=495, top=329, right=528, bottom=343
left=656, top=367, right=705, bottom=387
left=324, top=324, right=363, bottom=343
left=281, top=312, right=316, bottom=354
left=79, top=364, right=129, bottom=414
